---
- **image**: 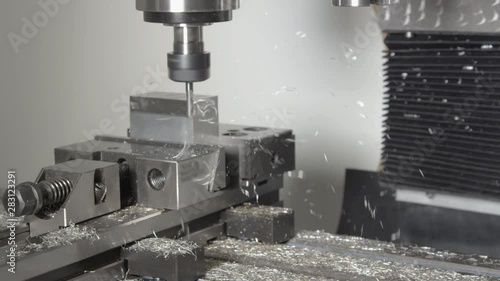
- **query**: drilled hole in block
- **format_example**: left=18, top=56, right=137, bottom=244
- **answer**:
left=148, top=168, right=166, bottom=191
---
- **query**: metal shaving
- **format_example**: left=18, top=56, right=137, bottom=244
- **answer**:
left=292, top=230, right=393, bottom=252
left=201, top=259, right=338, bottom=281
left=291, top=231, right=500, bottom=270
left=17, top=223, right=99, bottom=257
left=226, top=203, right=293, bottom=217
left=103, top=205, right=160, bottom=223
left=0, top=209, right=25, bottom=230
left=0, top=210, right=11, bottom=229
left=138, top=141, right=219, bottom=161
left=206, top=238, right=494, bottom=281
left=127, top=238, right=199, bottom=259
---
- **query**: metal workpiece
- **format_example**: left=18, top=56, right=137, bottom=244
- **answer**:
left=129, top=92, right=218, bottom=118
left=135, top=152, right=224, bottom=210
left=122, top=238, right=205, bottom=281
left=129, top=92, right=219, bottom=144
left=221, top=204, right=295, bottom=243
left=129, top=92, right=295, bottom=188
left=23, top=160, right=121, bottom=237
left=55, top=136, right=227, bottom=209
left=332, top=0, right=392, bottom=7
left=206, top=239, right=496, bottom=281
left=102, top=136, right=227, bottom=200
left=213, top=124, right=295, bottom=186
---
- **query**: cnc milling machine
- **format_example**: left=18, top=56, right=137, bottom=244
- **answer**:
left=3, top=1, right=500, bottom=280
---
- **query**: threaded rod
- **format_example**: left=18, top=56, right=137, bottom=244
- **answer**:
left=38, top=178, right=73, bottom=206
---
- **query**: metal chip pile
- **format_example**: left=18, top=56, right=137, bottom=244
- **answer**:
left=18, top=223, right=99, bottom=257
left=202, top=259, right=337, bottom=281
left=293, top=230, right=392, bottom=252
left=0, top=211, right=10, bottom=229
left=127, top=238, right=199, bottom=259
left=206, top=238, right=494, bottom=281
left=225, top=203, right=293, bottom=217
left=291, top=230, right=500, bottom=270
left=102, top=205, right=160, bottom=225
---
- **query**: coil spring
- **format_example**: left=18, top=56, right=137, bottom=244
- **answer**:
left=42, top=178, right=73, bottom=205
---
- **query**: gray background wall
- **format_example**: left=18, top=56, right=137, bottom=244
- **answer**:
left=0, top=0, right=384, bottom=233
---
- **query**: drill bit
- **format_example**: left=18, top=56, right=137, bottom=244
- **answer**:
left=186, top=82, right=194, bottom=117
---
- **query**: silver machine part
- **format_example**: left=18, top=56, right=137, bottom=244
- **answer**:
left=28, top=160, right=121, bottom=237
left=173, top=25, right=204, bottom=55
left=332, top=0, right=392, bottom=7
left=136, top=0, right=240, bottom=114
left=56, top=136, right=228, bottom=209
left=129, top=92, right=220, bottom=144
left=174, top=24, right=198, bottom=115
left=186, top=82, right=194, bottom=117
left=136, top=0, right=240, bottom=13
